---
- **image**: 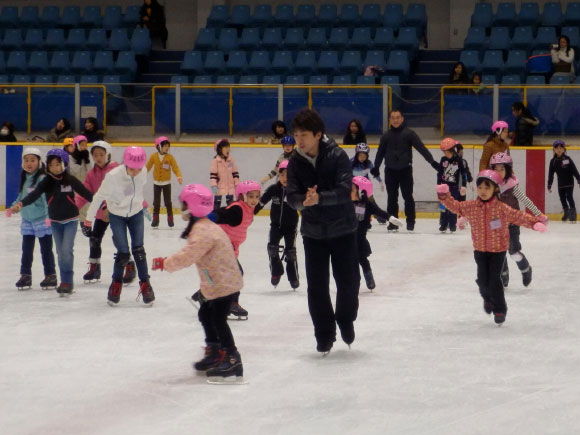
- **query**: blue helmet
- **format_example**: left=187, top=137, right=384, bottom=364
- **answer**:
left=281, top=135, right=295, bottom=146
left=46, top=148, right=69, bottom=167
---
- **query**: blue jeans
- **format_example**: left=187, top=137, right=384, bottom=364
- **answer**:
left=109, top=211, right=149, bottom=282
left=51, top=221, right=78, bottom=284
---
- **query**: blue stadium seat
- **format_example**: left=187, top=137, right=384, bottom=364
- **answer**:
left=350, top=27, right=372, bottom=50
left=12, top=75, right=32, bottom=88
left=361, top=4, right=382, bottom=27
left=386, top=50, right=410, bottom=78
left=317, top=50, right=339, bottom=75
left=261, top=28, right=283, bottom=50
left=459, top=50, right=480, bottom=71
left=2, top=29, right=23, bottom=50
left=56, top=75, right=76, bottom=93
left=295, top=50, right=317, bottom=74
left=21, top=6, right=40, bottom=27
left=6, top=51, right=27, bottom=73
left=550, top=75, right=571, bottom=85
left=271, top=50, right=294, bottom=74
left=510, top=26, right=533, bottom=50
left=504, top=50, right=527, bottom=76
left=488, top=27, right=511, bottom=51
left=45, top=29, right=65, bottom=50
left=203, top=50, right=226, bottom=74
left=562, top=26, right=580, bottom=49
left=191, top=75, right=213, bottom=95
left=0, top=74, right=10, bottom=83
left=284, top=28, right=304, bottom=49
left=114, top=51, right=137, bottom=76
left=541, top=3, right=563, bottom=27
left=239, top=27, right=261, bottom=50
left=383, top=4, right=404, bottom=31
left=482, top=74, right=497, bottom=84
left=109, top=28, right=130, bottom=51
left=102, top=75, right=122, bottom=96
left=340, top=50, right=362, bottom=74
left=394, top=27, right=419, bottom=53
left=356, top=75, right=379, bottom=93
left=229, top=5, right=251, bottom=28
left=285, top=74, right=306, bottom=95
left=262, top=75, right=282, bottom=85
left=225, top=50, right=247, bottom=74
left=318, top=4, right=338, bottom=26
left=40, top=6, right=60, bottom=28
left=238, top=74, right=259, bottom=93
left=533, top=27, right=557, bottom=50
left=71, top=51, right=92, bottom=74
left=49, top=51, right=70, bottom=74
left=181, top=51, right=204, bottom=75
left=28, top=51, right=49, bottom=74
left=471, top=3, right=493, bottom=28
left=464, top=27, right=487, bottom=50
left=526, top=75, right=545, bottom=85
left=82, top=6, right=102, bottom=28
left=295, top=5, right=315, bottom=27
left=518, top=3, right=539, bottom=26
left=65, top=29, right=86, bottom=51
left=207, top=5, right=228, bottom=28
left=0, top=7, right=19, bottom=28
left=103, top=6, right=122, bottom=30
left=328, top=27, right=349, bottom=49
left=131, top=28, right=152, bottom=55
left=61, top=6, right=81, bottom=28
left=501, top=74, right=521, bottom=84
left=215, top=75, right=236, bottom=94
left=248, top=50, right=270, bottom=75
left=309, top=75, right=328, bottom=95
left=170, top=75, right=189, bottom=89
left=363, top=50, right=387, bottom=70
left=217, top=28, right=239, bottom=54
left=494, top=3, right=517, bottom=27
left=87, top=28, right=107, bottom=50
left=34, top=75, right=54, bottom=85
left=481, top=50, right=504, bottom=78
left=305, top=27, right=328, bottom=50
left=93, top=51, right=114, bottom=74
left=123, top=5, right=141, bottom=27
left=23, top=29, right=44, bottom=50
left=80, top=75, right=99, bottom=84
left=565, top=3, right=580, bottom=25
left=251, top=5, right=272, bottom=27
left=0, top=52, right=5, bottom=74
left=274, top=4, right=294, bottom=27
left=195, top=28, right=216, bottom=51
left=405, top=3, right=427, bottom=35
left=372, top=27, right=394, bottom=50
left=381, top=75, right=401, bottom=97
left=339, top=4, right=359, bottom=27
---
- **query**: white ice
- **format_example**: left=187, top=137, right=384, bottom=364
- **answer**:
left=1, top=214, right=579, bottom=435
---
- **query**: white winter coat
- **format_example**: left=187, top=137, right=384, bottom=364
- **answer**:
left=551, top=47, right=575, bottom=75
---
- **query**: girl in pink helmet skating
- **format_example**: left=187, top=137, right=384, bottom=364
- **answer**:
left=479, top=121, right=510, bottom=171
left=210, top=139, right=239, bottom=210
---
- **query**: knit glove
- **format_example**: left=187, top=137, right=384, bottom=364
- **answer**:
left=539, top=215, right=549, bottom=224
left=533, top=222, right=547, bottom=233
left=436, top=184, right=449, bottom=199
left=457, top=216, right=469, bottom=230
left=211, top=186, right=218, bottom=195
left=460, top=186, right=467, bottom=196
left=5, top=209, right=11, bottom=217
left=152, top=257, right=166, bottom=271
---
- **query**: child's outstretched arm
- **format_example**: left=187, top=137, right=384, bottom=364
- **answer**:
left=570, top=157, right=580, bottom=185
left=153, top=228, right=212, bottom=272
left=12, top=177, right=50, bottom=212
left=503, top=202, right=546, bottom=231
left=367, top=199, right=403, bottom=227
left=512, top=184, right=542, bottom=216
left=254, top=185, right=275, bottom=214
left=436, top=184, right=467, bottom=216
left=170, top=155, right=183, bottom=184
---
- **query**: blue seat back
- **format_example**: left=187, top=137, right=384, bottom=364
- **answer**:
left=0, top=6, right=19, bottom=27
left=181, top=51, right=204, bottom=74
left=295, top=5, right=315, bottom=26
left=131, top=28, right=151, bottom=55
left=65, top=29, right=86, bottom=50
left=123, top=5, right=141, bottom=26
left=350, top=27, right=372, bottom=49
left=71, top=51, right=92, bottom=73
left=383, top=4, right=404, bottom=30
left=2, top=29, right=23, bottom=50
left=562, top=26, right=580, bottom=48
left=339, top=4, right=359, bottom=26
left=295, top=50, right=317, bottom=73
left=7, top=51, right=27, bottom=73
left=373, top=27, right=394, bottom=49
left=251, top=5, right=272, bottom=26
left=318, top=4, right=337, bottom=26
left=519, top=3, right=539, bottom=26
left=49, top=51, right=71, bottom=73
left=363, top=50, right=386, bottom=69
left=459, top=50, right=480, bottom=71
left=328, top=27, right=349, bottom=49
left=45, top=29, right=65, bottom=50
left=226, top=50, right=248, bottom=73
left=511, top=26, right=533, bottom=49
left=28, top=51, right=49, bottom=73
left=248, top=50, right=271, bottom=74
left=464, top=26, right=486, bottom=49
left=471, top=3, right=493, bottom=28
left=103, top=5, right=122, bottom=30
left=284, top=28, right=304, bottom=49
left=40, top=6, right=60, bottom=28
left=526, top=75, right=545, bottom=85
left=204, top=50, right=226, bottom=73
left=61, top=6, right=81, bottom=27
left=93, top=51, right=114, bottom=73
left=109, top=28, right=130, bottom=51
left=239, top=27, right=261, bottom=50
left=229, top=5, right=251, bottom=27
left=305, top=27, right=327, bottom=49
left=87, top=28, right=107, bottom=50
left=489, top=27, right=510, bottom=50
left=262, top=28, right=283, bottom=49
left=406, top=3, right=427, bottom=27
left=541, top=2, right=563, bottom=27
left=195, top=28, right=216, bottom=50
left=361, top=4, right=382, bottom=27
left=207, top=5, right=228, bottom=28
left=317, top=50, right=339, bottom=74
left=340, top=50, right=362, bottom=73
left=272, top=50, right=294, bottom=73
left=82, top=6, right=102, bottom=28
left=494, top=3, right=516, bottom=26
left=217, top=28, right=238, bottom=53
left=24, top=29, right=44, bottom=49
left=274, top=5, right=294, bottom=26
left=21, top=6, right=40, bottom=27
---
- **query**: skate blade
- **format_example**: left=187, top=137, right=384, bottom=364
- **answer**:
left=321, top=351, right=331, bottom=358
left=84, top=279, right=100, bottom=284
left=17, top=286, right=32, bottom=291
left=186, top=296, right=200, bottom=310
left=107, top=300, right=119, bottom=307
left=40, top=286, right=57, bottom=290
left=142, top=301, right=154, bottom=307
left=58, top=292, right=74, bottom=298
left=227, top=315, right=248, bottom=321
left=207, top=376, right=247, bottom=385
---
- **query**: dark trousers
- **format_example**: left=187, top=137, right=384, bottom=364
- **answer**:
left=439, top=185, right=460, bottom=230
left=232, top=260, right=243, bottom=303
left=214, top=194, right=234, bottom=210
left=474, top=250, right=507, bottom=314
left=153, top=184, right=173, bottom=217
left=501, top=224, right=530, bottom=276
left=356, top=228, right=372, bottom=273
left=21, top=234, right=56, bottom=276
left=198, top=293, right=236, bottom=349
left=268, top=225, right=298, bottom=282
left=89, top=219, right=109, bottom=260
left=558, top=186, right=576, bottom=209
left=303, top=232, right=360, bottom=344
left=385, top=167, right=415, bottom=224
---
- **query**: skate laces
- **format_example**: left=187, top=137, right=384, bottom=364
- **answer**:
left=136, top=281, right=152, bottom=301
left=110, top=282, right=122, bottom=297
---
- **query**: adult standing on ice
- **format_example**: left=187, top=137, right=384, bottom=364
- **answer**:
left=371, top=110, right=439, bottom=232
left=286, top=109, right=360, bottom=354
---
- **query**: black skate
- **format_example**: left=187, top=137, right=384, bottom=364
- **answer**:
left=167, top=214, right=174, bottom=228
left=229, top=302, right=248, bottom=320
left=406, top=222, right=415, bottom=232
left=483, top=300, right=493, bottom=315
left=376, top=216, right=387, bottom=225
left=206, top=349, right=245, bottom=384
left=56, top=283, right=74, bottom=297
left=193, top=344, right=225, bottom=372
left=123, top=261, right=136, bottom=284
left=271, top=275, right=281, bottom=286
left=316, top=339, right=334, bottom=356
left=449, top=225, right=457, bottom=233
left=494, top=312, right=506, bottom=325
left=290, top=279, right=299, bottom=290
left=188, top=289, right=205, bottom=310
left=569, top=208, right=577, bottom=223
left=107, top=280, right=123, bottom=306
left=439, top=224, right=448, bottom=233
left=40, top=274, right=57, bottom=290
left=15, top=274, right=32, bottom=290
left=338, top=322, right=355, bottom=347
left=363, top=270, right=376, bottom=290
left=387, top=223, right=399, bottom=232
left=151, top=214, right=159, bottom=228
left=562, top=208, right=569, bottom=221
left=83, top=262, right=101, bottom=283
left=522, top=266, right=532, bottom=287
left=137, top=280, right=155, bottom=306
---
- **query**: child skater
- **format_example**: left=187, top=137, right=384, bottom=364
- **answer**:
left=490, top=152, right=546, bottom=288
left=455, top=142, right=473, bottom=201
left=68, top=135, right=92, bottom=182
left=436, top=170, right=546, bottom=325
left=8, top=147, right=57, bottom=290
left=260, top=135, right=296, bottom=185
left=352, top=176, right=403, bottom=290
left=210, top=138, right=239, bottom=210
left=351, top=142, right=385, bottom=223
left=84, top=146, right=155, bottom=306
left=146, top=136, right=183, bottom=228
left=10, top=149, right=93, bottom=295
left=152, top=184, right=245, bottom=383
left=254, top=160, right=299, bottom=289
left=548, top=140, right=580, bottom=222
left=437, top=138, right=466, bottom=233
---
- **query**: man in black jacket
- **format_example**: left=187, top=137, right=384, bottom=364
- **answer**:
left=286, top=109, right=360, bottom=354
left=371, top=110, right=439, bottom=232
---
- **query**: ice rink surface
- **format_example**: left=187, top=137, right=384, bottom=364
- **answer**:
left=1, top=214, right=579, bottom=435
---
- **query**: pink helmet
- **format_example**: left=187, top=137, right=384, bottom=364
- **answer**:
left=440, top=137, right=456, bottom=151
left=123, top=146, right=147, bottom=169
left=214, top=138, right=230, bottom=154
left=477, top=169, right=503, bottom=187
left=491, top=121, right=509, bottom=134
left=278, top=160, right=289, bottom=171
left=179, top=184, right=214, bottom=218
left=235, top=180, right=261, bottom=198
left=489, top=152, right=513, bottom=166
left=352, top=176, right=373, bottom=197
left=155, top=136, right=170, bottom=150
left=73, top=135, right=87, bottom=149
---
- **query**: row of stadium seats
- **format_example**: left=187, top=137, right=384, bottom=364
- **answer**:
left=0, top=74, right=122, bottom=92
left=0, top=28, right=151, bottom=55
left=464, top=26, right=579, bottom=52
left=475, top=74, right=580, bottom=85
left=181, top=50, right=410, bottom=78
left=460, top=49, right=544, bottom=77
left=471, top=2, right=580, bottom=28
left=0, top=5, right=140, bottom=29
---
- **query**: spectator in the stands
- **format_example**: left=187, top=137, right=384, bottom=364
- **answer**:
left=46, top=118, right=72, bottom=143
left=447, top=62, right=469, bottom=94
left=82, top=117, right=104, bottom=143
left=469, top=72, right=485, bottom=95
left=551, top=35, right=575, bottom=82
left=511, top=102, right=539, bottom=147
left=271, top=120, right=287, bottom=144
left=0, top=121, right=17, bottom=142
left=141, top=0, right=168, bottom=49
left=343, top=119, right=367, bottom=145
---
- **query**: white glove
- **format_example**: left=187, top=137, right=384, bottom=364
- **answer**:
left=388, top=216, right=404, bottom=227
left=460, top=186, right=467, bottom=196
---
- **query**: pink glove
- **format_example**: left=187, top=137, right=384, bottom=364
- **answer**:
left=533, top=222, right=547, bottom=233
left=457, top=216, right=468, bottom=230
left=152, top=257, right=166, bottom=271
left=460, top=186, right=467, bottom=196
left=436, top=184, right=450, bottom=199
left=142, top=200, right=149, bottom=208
left=5, top=209, right=12, bottom=217
left=83, top=220, right=92, bottom=228
left=539, top=215, right=549, bottom=224
left=45, top=218, right=51, bottom=227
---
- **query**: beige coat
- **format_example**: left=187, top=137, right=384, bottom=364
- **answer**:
left=479, top=137, right=509, bottom=171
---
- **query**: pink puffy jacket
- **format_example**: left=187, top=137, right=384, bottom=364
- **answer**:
left=210, top=155, right=239, bottom=196
left=75, top=161, right=119, bottom=221
left=219, top=200, right=255, bottom=257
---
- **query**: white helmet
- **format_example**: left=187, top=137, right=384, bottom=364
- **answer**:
left=22, top=147, right=42, bottom=159
left=91, top=140, right=112, bottom=160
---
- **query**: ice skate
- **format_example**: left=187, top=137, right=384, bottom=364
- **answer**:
left=483, top=300, right=493, bottom=315
left=151, top=214, right=159, bottom=228
left=107, top=280, right=123, bottom=306
left=193, top=343, right=225, bottom=372
left=562, top=208, right=570, bottom=222
left=290, top=279, right=299, bottom=290
left=271, top=275, right=281, bottom=287
left=569, top=208, right=577, bottom=223
left=338, top=322, right=355, bottom=348
left=406, top=222, right=415, bottom=233
left=439, top=224, right=447, bottom=233
left=206, top=349, right=246, bottom=384
left=449, top=225, right=457, bottom=233
left=376, top=216, right=387, bottom=225
left=137, top=280, right=155, bottom=306
left=39, top=274, right=57, bottom=290
left=494, top=312, right=506, bottom=325
left=316, top=340, right=334, bottom=356
left=522, top=266, right=532, bottom=287
left=56, top=283, right=74, bottom=297
left=188, top=289, right=202, bottom=310
left=83, top=262, right=101, bottom=283
left=363, top=270, right=375, bottom=290
left=123, top=261, right=136, bottom=284
left=387, top=223, right=399, bottom=232
left=228, top=302, right=248, bottom=320
left=15, top=274, right=32, bottom=290
left=167, top=214, right=174, bottom=228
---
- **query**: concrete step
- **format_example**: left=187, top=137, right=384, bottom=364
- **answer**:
left=147, top=60, right=182, bottom=74
left=416, top=60, right=458, bottom=74
left=149, top=50, right=186, bottom=62
left=418, top=50, right=461, bottom=62
left=409, top=73, right=448, bottom=85
left=137, top=73, right=174, bottom=83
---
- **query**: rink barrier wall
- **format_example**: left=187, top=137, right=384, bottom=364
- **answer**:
left=1, top=142, right=577, bottom=217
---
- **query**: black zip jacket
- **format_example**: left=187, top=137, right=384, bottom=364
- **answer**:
left=21, top=173, right=92, bottom=222
left=513, top=114, right=539, bottom=147
left=437, top=154, right=466, bottom=187
left=353, top=198, right=391, bottom=232
left=287, top=135, right=357, bottom=239
left=254, top=182, right=299, bottom=229
left=461, top=158, right=473, bottom=184
left=548, top=154, right=580, bottom=189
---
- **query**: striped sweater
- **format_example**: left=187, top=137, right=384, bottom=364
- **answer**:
left=499, top=175, right=542, bottom=216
